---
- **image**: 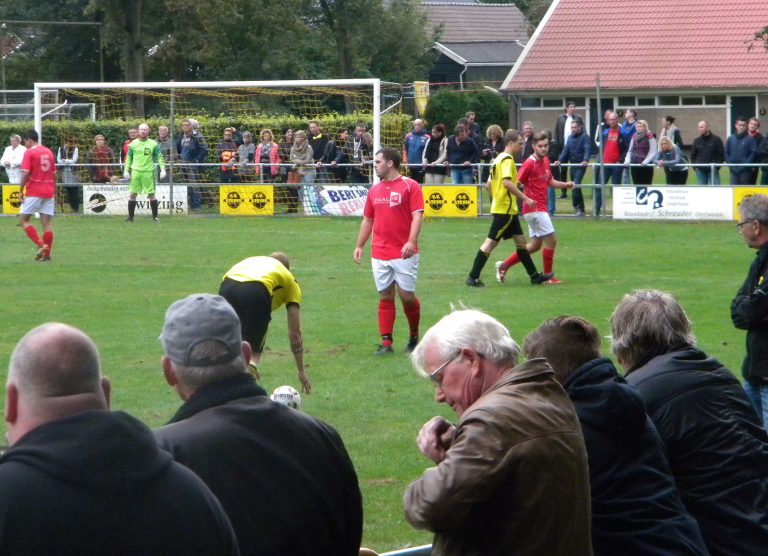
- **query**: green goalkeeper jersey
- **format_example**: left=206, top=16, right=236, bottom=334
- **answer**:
left=125, top=138, right=165, bottom=172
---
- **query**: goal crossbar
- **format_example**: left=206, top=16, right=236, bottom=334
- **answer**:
left=33, top=79, right=382, bottom=153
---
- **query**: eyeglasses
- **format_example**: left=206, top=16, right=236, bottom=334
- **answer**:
left=736, top=220, right=755, bottom=230
left=429, top=352, right=460, bottom=386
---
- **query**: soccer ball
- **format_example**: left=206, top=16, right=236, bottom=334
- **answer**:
left=271, top=385, right=302, bottom=410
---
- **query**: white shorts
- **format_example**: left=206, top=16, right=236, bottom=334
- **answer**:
left=372, top=254, right=419, bottom=293
left=524, top=211, right=555, bottom=238
left=20, top=197, right=55, bottom=216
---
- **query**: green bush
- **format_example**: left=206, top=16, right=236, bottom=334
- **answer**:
left=424, top=90, right=508, bottom=135
left=0, top=113, right=412, bottom=159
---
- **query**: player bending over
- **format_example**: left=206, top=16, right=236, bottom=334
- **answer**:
left=124, top=123, right=166, bottom=222
left=496, top=131, right=573, bottom=284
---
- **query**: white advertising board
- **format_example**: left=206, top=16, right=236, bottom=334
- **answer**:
left=612, top=186, right=733, bottom=221
left=83, top=185, right=188, bottom=216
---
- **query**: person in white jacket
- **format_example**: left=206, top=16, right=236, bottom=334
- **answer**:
left=1, top=134, right=26, bottom=184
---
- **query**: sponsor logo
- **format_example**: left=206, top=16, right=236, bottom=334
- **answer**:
left=87, top=193, right=108, bottom=213
left=251, top=191, right=269, bottom=209
left=453, top=192, right=472, bottom=211
left=635, top=187, right=664, bottom=209
left=389, top=191, right=402, bottom=208
left=9, top=190, right=21, bottom=208
left=226, top=191, right=242, bottom=209
left=428, top=191, right=445, bottom=211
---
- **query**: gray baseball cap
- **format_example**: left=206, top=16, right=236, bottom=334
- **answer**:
left=160, top=293, right=242, bottom=366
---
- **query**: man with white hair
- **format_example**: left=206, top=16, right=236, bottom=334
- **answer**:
left=611, top=289, right=768, bottom=556
left=155, top=293, right=363, bottom=556
left=404, top=308, right=592, bottom=555
left=1, top=133, right=26, bottom=184
left=0, top=323, right=238, bottom=555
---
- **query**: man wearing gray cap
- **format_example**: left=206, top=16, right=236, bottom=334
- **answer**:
left=155, top=293, right=363, bottom=556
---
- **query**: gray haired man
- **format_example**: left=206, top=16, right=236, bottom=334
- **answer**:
left=155, top=293, right=363, bottom=556
left=404, top=308, right=592, bottom=556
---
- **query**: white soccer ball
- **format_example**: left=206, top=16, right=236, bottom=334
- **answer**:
left=271, top=385, right=302, bottom=410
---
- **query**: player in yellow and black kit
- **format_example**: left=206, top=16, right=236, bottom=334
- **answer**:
left=219, top=252, right=311, bottom=394
left=466, top=129, right=552, bottom=287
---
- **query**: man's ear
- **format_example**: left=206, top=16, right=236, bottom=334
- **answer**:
left=101, top=377, right=111, bottom=409
left=161, top=355, right=178, bottom=387
left=5, top=384, right=18, bottom=425
left=241, top=341, right=252, bottom=366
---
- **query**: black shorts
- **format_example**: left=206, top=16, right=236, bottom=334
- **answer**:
left=487, top=213, right=523, bottom=241
left=219, top=278, right=272, bottom=353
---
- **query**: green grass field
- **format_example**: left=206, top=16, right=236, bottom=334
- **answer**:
left=0, top=212, right=752, bottom=552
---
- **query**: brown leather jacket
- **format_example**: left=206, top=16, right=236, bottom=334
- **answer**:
left=404, top=358, right=593, bottom=556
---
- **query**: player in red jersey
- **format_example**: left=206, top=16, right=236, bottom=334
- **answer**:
left=496, top=131, right=573, bottom=284
left=353, top=147, right=424, bottom=354
left=19, top=130, right=57, bottom=262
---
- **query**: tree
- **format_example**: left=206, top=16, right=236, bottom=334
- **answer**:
left=753, top=25, right=768, bottom=50
left=0, top=0, right=119, bottom=89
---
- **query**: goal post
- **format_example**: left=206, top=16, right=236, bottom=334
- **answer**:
left=31, top=79, right=408, bottom=217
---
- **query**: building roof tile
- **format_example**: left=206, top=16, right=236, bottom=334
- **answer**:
left=422, top=1, right=529, bottom=43
left=502, top=0, right=768, bottom=91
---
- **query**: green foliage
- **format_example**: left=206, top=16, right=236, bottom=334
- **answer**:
left=424, top=89, right=509, bottom=130
left=1, top=0, right=435, bottom=87
left=0, top=112, right=412, bottom=154
left=0, top=215, right=750, bottom=551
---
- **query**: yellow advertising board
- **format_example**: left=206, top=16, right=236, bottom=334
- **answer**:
left=422, top=186, right=478, bottom=218
left=2, top=185, right=20, bottom=215
left=219, top=185, right=274, bottom=216
left=733, top=188, right=766, bottom=220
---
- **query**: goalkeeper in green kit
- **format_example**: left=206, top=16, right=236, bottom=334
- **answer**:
left=124, top=123, right=166, bottom=222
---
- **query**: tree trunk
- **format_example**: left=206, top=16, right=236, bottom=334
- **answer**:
left=124, top=0, right=144, bottom=116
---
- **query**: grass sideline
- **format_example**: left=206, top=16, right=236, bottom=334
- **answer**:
left=0, top=213, right=752, bottom=551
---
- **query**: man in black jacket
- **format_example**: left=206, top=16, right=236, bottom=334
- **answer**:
left=690, top=120, right=725, bottom=185
left=732, top=193, right=768, bottom=426
left=0, top=323, right=238, bottom=556
left=524, top=315, right=709, bottom=556
left=155, top=293, right=363, bottom=556
left=612, top=289, right=768, bottom=556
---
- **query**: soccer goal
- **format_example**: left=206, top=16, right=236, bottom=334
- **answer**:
left=32, top=79, right=408, bottom=217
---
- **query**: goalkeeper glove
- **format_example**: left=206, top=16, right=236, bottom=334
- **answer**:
left=123, top=171, right=130, bottom=180
left=159, top=169, right=166, bottom=180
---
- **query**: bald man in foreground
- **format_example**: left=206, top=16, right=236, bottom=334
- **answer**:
left=0, top=323, right=238, bottom=555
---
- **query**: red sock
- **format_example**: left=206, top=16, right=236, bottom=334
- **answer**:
left=378, top=299, right=396, bottom=343
left=23, top=225, right=42, bottom=247
left=503, top=252, right=520, bottom=268
left=543, top=248, right=555, bottom=274
left=403, top=297, right=421, bottom=338
left=42, top=231, right=54, bottom=254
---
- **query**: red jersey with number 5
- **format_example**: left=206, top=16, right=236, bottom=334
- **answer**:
left=21, top=145, right=57, bottom=198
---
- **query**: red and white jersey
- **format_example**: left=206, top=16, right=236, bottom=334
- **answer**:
left=21, top=145, right=56, bottom=199
left=363, top=175, right=424, bottom=260
left=518, top=154, right=551, bottom=215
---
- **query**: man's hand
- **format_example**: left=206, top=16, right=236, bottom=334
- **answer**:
left=123, top=171, right=130, bottom=180
left=159, top=169, right=167, bottom=180
left=401, top=241, right=417, bottom=259
left=417, top=416, right=455, bottom=463
left=353, top=247, right=363, bottom=264
left=580, top=160, right=588, bottom=167
left=298, top=368, right=312, bottom=395
left=566, top=181, right=575, bottom=189
left=524, top=196, right=536, bottom=209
